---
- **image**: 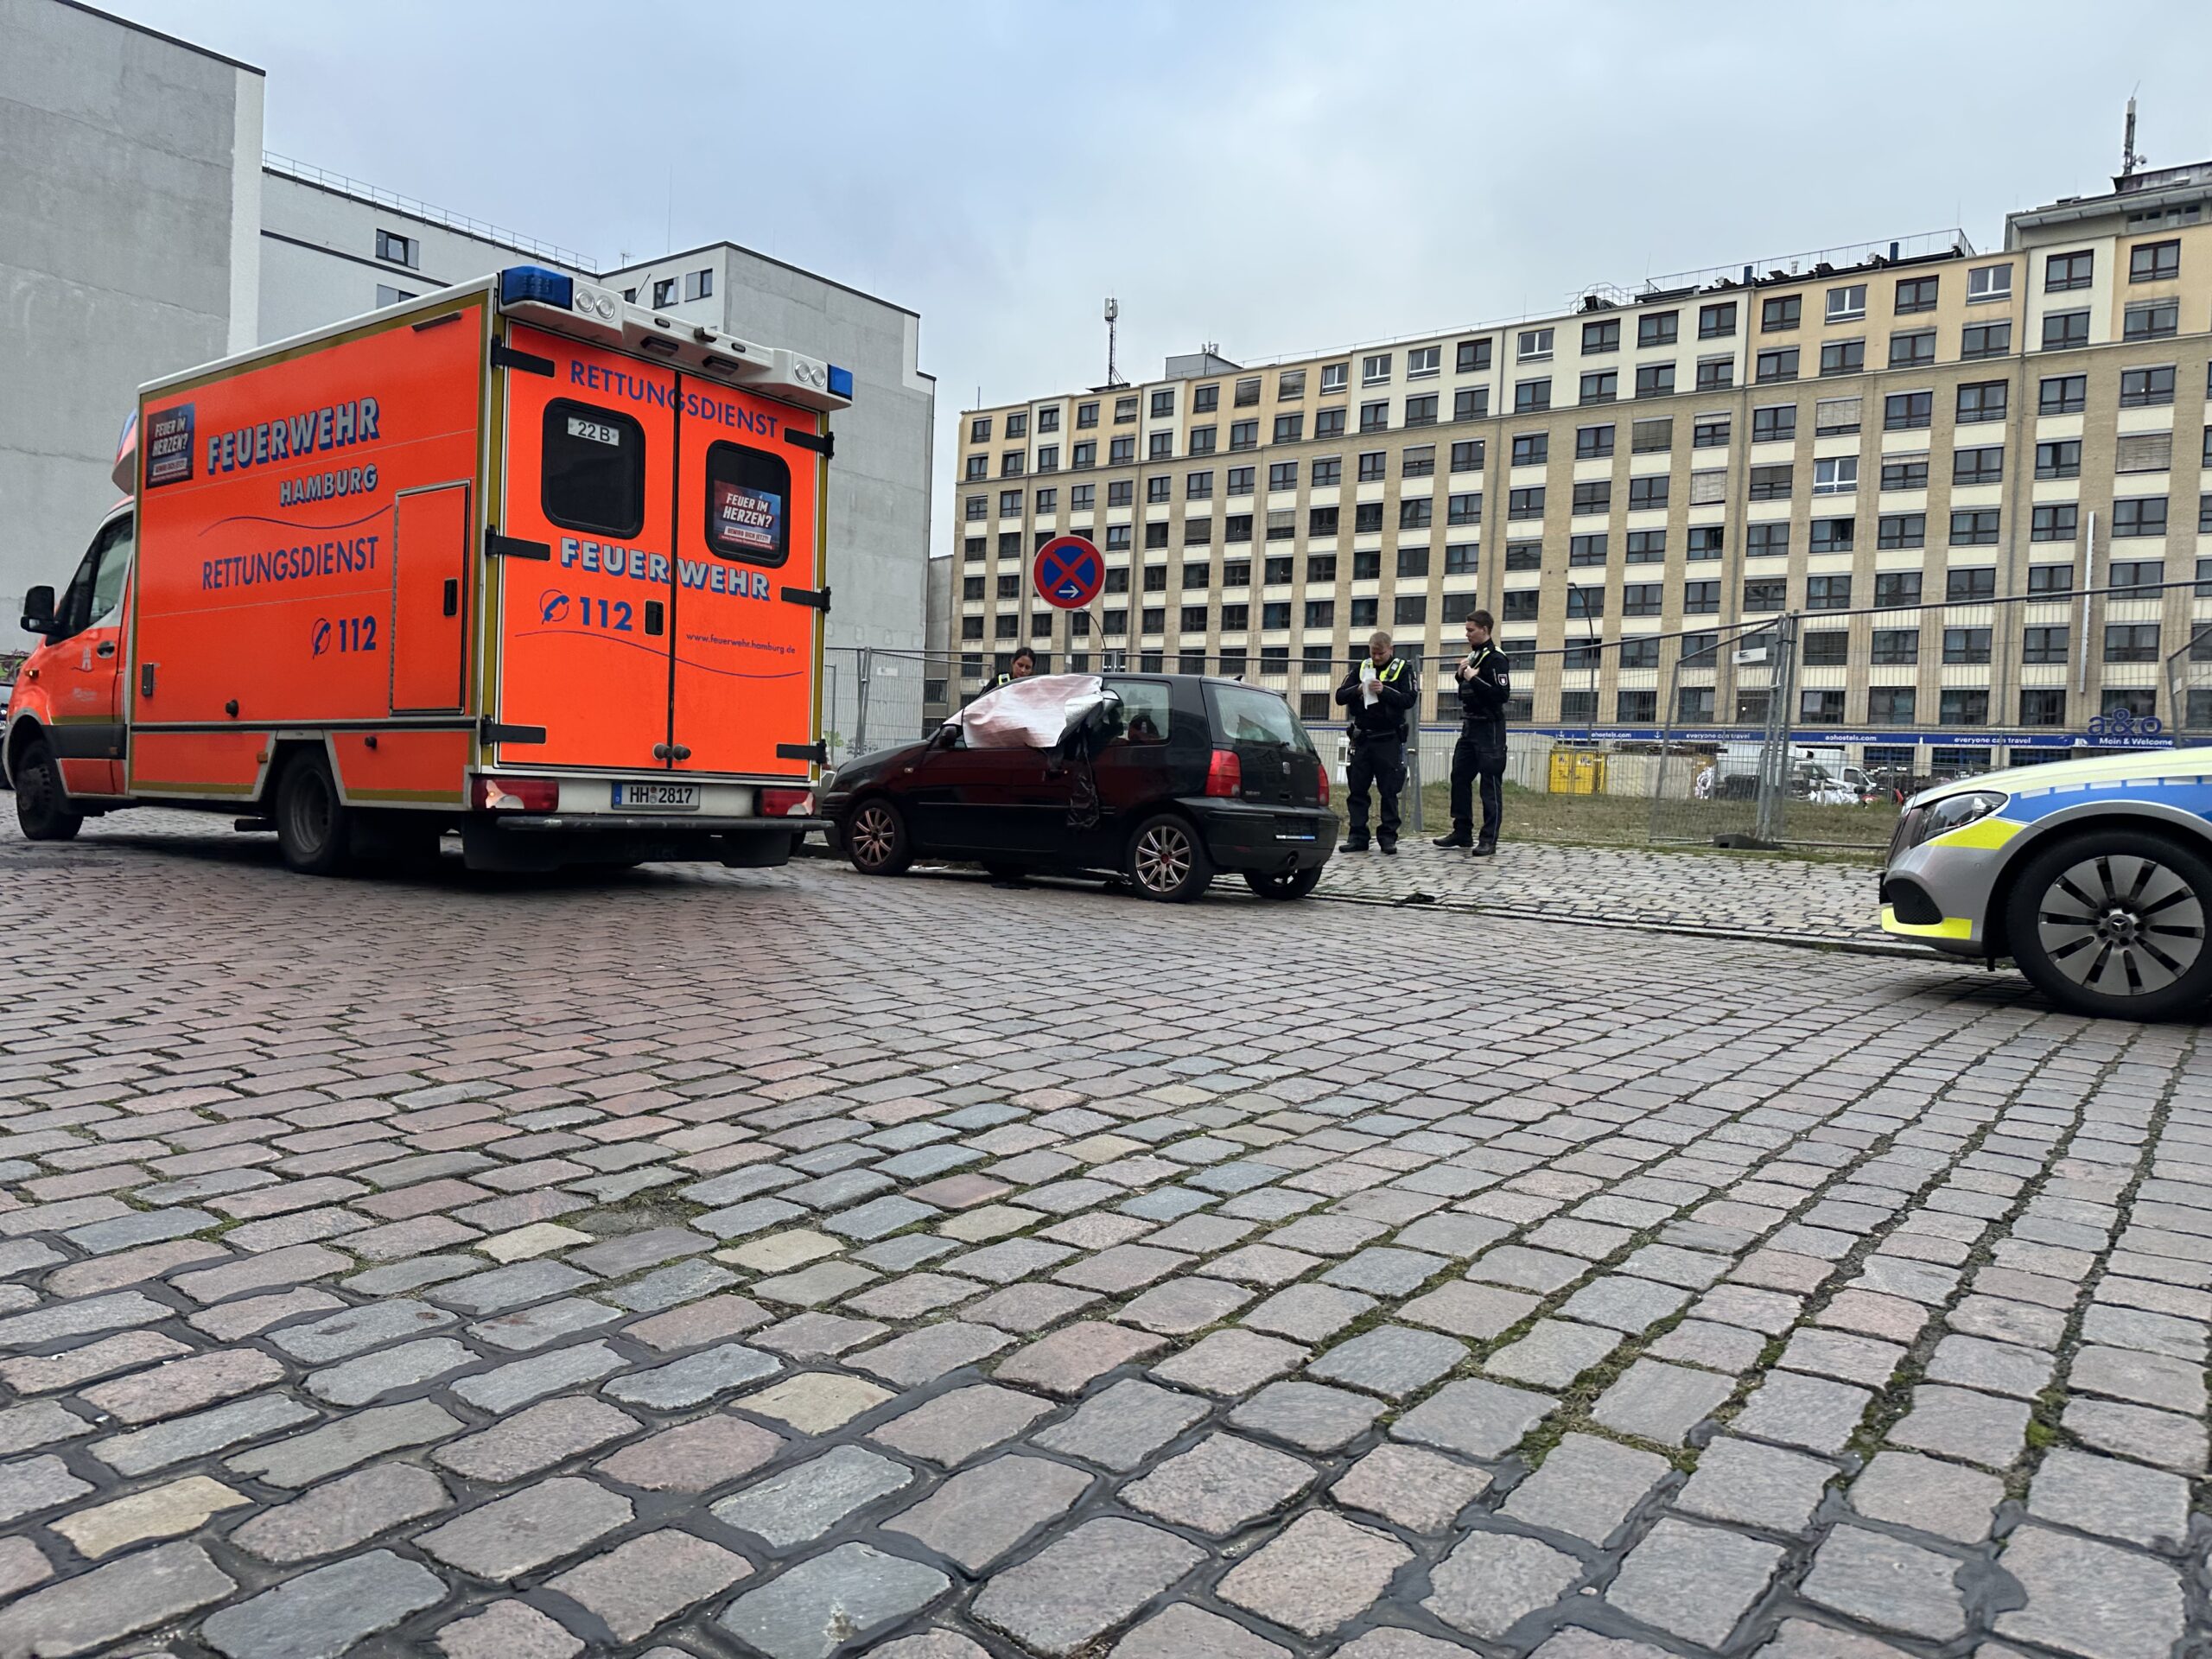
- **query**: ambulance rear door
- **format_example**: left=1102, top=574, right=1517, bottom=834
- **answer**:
left=667, top=381, right=826, bottom=777
left=491, top=321, right=677, bottom=772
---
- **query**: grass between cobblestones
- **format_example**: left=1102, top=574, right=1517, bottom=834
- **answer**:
left=1344, top=782, right=1891, bottom=862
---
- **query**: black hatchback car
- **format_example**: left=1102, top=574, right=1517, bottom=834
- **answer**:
left=822, top=675, right=1336, bottom=901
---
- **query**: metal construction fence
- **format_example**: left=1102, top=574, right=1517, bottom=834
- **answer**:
left=827, top=580, right=2209, bottom=849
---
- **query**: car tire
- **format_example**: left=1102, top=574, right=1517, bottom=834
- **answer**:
left=274, top=751, right=354, bottom=876
left=14, top=737, right=82, bottom=842
left=2004, top=830, right=2212, bottom=1020
left=844, top=798, right=912, bottom=876
left=1244, top=866, right=1321, bottom=900
left=1125, top=812, right=1211, bottom=903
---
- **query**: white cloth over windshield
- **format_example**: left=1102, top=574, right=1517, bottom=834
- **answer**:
left=953, top=673, right=1106, bottom=749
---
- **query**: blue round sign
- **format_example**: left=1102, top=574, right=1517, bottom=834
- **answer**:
left=1032, top=535, right=1103, bottom=610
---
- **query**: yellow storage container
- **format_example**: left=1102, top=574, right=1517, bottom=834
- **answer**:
left=1548, top=750, right=1607, bottom=794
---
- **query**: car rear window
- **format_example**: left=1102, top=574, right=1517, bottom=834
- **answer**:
left=542, top=399, right=645, bottom=536
left=1208, top=683, right=1314, bottom=752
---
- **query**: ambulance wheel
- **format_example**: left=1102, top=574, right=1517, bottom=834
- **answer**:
left=275, top=753, right=353, bottom=876
left=844, top=798, right=911, bottom=876
left=1244, top=866, right=1321, bottom=900
left=1126, top=813, right=1211, bottom=903
left=14, top=738, right=81, bottom=842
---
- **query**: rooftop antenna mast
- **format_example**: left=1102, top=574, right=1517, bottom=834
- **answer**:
left=1103, top=297, right=1126, bottom=387
left=2121, top=93, right=2145, bottom=179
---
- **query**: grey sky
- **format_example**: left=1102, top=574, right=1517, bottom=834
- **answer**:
left=111, top=0, right=2212, bottom=562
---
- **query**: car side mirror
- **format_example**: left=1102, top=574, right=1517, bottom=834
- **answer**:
left=20, top=586, right=54, bottom=639
left=928, top=723, right=958, bottom=751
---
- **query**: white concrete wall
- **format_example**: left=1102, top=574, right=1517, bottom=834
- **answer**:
left=0, top=0, right=261, bottom=624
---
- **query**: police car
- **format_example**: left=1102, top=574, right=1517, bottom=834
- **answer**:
left=1881, top=747, right=2212, bottom=1020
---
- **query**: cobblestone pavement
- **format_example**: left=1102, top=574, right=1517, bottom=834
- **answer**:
left=0, top=810, right=2204, bottom=1659
left=1314, top=842, right=1891, bottom=952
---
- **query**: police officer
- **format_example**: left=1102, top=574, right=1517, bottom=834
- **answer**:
left=1334, top=629, right=1416, bottom=855
left=989, top=645, right=1038, bottom=689
left=1434, top=609, right=1511, bottom=855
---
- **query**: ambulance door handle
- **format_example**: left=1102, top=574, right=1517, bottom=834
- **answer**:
left=671, top=744, right=692, bottom=761
left=644, top=601, right=664, bottom=636
left=442, top=580, right=459, bottom=618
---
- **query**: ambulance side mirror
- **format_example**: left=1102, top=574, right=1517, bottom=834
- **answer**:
left=20, top=587, right=54, bottom=639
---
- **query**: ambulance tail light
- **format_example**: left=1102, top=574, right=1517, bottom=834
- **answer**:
left=499, top=266, right=574, bottom=311
left=1205, top=749, right=1243, bottom=798
left=760, top=787, right=812, bottom=817
left=473, top=775, right=559, bottom=813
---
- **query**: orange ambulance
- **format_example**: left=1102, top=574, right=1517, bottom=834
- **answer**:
left=7, top=266, right=850, bottom=874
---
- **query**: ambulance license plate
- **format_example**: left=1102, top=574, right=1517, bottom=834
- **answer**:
left=613, top=782, right=699, bottom=811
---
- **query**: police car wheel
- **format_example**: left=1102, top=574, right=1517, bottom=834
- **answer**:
left=845, top=798, right=912, bottom=876
left=2005, top=830, right=2212, bottom=1021
left=274, top=753, right=353, bottom=876
left=1126, top=813, right=1211, bottom=903
left=1244, top=867, right=1321, bottom=900
left=14, top=738, right=82, bottom=842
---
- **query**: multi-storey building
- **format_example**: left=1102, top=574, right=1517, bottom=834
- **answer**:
left=953, top=163, right=2212, bottom=765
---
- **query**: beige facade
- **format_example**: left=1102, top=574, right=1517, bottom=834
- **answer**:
left=952, top=164, right=2212, bottom=743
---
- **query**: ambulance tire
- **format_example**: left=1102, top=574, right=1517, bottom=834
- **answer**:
left=1125, top=812, right=1212, bottom=903
left=844, top=798, right=912, bottom=876
left=14, top=738, right=81, bottom=842
left=274, top=753, right=354, bottom=876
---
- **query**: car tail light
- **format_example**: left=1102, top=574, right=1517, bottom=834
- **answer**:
left=1317, top=766, right=1329, bottom=807
left=473, top=774, right=558, bottom=812
left=760, top=787, right=812, bottom=817
left=1205, top=749, right=1242, bottom=798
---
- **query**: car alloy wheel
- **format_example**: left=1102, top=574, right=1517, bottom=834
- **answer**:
left=2035, top=850, right=2205, bottom=999
left=1133, top=821, right=1193, bottom=894
left=845, top=798, right=910, bottom=875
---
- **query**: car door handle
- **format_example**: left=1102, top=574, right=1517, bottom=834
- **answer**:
left=95, top=641, right=116, bottom=658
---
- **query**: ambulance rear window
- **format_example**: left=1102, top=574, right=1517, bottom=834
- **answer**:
left=703, top=441, right=791, bottom=569
left=542, top=399, right=645, bottom=537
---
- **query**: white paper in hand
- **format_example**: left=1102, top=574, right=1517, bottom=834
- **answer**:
left=1360, top=660, right=1379, bottom=706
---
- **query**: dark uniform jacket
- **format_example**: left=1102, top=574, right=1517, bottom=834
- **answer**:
left=1334, top=655, right=1416, bottom=743
left=1454, top=643, right=1511, bottom=767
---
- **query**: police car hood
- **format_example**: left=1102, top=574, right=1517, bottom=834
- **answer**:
left=952, top=674, right=1107, bottom=749
left=1910, top=747, right=2212, bottom=810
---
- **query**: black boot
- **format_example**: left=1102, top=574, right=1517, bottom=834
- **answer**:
left=1471, top=840, right=1497, bottom=857
left=1433, top=827, right=1471, bottom=849
left=1378, top=837, right=1397, bottom=855
left=1344, top=834, right=1370, bottom=852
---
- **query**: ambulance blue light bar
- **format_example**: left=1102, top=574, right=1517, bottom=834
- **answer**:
left=828, top=365, right=854, bottom=399
left=499, top=265, right=574, bottom=309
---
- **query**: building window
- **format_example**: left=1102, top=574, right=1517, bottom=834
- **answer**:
left=1229, top=422, right=1257, bottom=452
left=1148, top=390, right=1175, bottom=419
left=1944, top=626, right=1993, bottom=665
left=1755, top=347, right=1800, bottom=383
left=1627, top=475, right=1669, bottom=511
left=2124, top=300, right=2179, bottom=340
left=1746, top=522, right=1789, bottom=558
left=1744, top=578, right=1786, bottom=612
left=1687, top=526, right=1724, bottom=561
left=2019, top=689, right=2066, bottom=727
left=1882, top=391, right=1931, bottom=431
left=1396, top=545, right=1431, bottom=579
left=2034, top=439, right=2082, bottom=480
left=1813, top=456, right=1858, bottom=495
left=1362, top=353, right=1392, bottom=385
left=1894, top=275, right=1939, bottom=315
left=1277, top=370, right=1305, bottom=400
left=1446, top=492, right=1482, bottom=525
left=1313, top=410, right=1344, bottom=440
left=1695, top=358, right=1734, bottom=391
left=1751, top=404, right=1796, bottom=443
left=1573, top=480, right=1611, bottom=516
left=1580, top=371, right=1618, bottom=405
left=1699, top=302, right=1738, bottom=340
left=1635, top=364, right=1675, bottom=398
left=1516, top=328, right=1554, bottom=361
left=1623, top=530, right=1664, bottom=563
left=1868, top=628, right=1917, bottom=665
left=1452, top=387, right=1491, bottom=422
left=1232, top=379, right=1260, bottom=409
left=1956, top=382, right=2007, bottom=424
left=2030, top=504, right=2078, bottom=542
left=1638, top=311, right=1679, bottom=349
left=1967, top=263, right=2012, bottom=302
left=1071, top=484, right=1095, bottom=510
left=1514, top=378, right=1552, bottom=413
left=1878, top=512, right=1926, bottom=550
left=1948, top=509, right=1999, bottom=546
left=1960, top=321, right=2012, bottom=359
left=1456, top=338, right=1492, bottom=373
left=1399, top=498, right=1433, bottom=530
left=1682, top=580, right=1720, bottom=614
left=1077, top=401, right=1100, bottom=429
left=1940, top=690, right=1990, bottom=728
left=1451, top=439, right=1485, bottom=473
left=2108, top=557, right=2165, bottom=591
left=1806, top=573, right=1853, bottom=608
left=1826, top=283, right=1867, bottom=322
left=1888, top=330, right=1936, bottom=369
left=1405, top=394, right=1439, bottom=427
left=1867, top=687, right=1916, bottom=725
left=1357, top=402, right=1388, bottom=434
left=652, top=276, right=678, bottom=308
left=2045, top=250, right=2094, bottom=292
left=1947, top=567, right=1997, bottom=602
left=2028, top=563, right=2074, bottom=595
left=1147, top=476, right=1172, bottom=505
left=1573, top=424, right=1615, bottom=461
left=1748, top=462, right=1793, bottom=500
left=1511, top=432, right=1548, bottom=467
left=1953, top=446, right=2004, bottom=486
left=1274, top=414, right=1304, bottom=444
left=1508, top=486, right=1545, bottom=521
left=2120, top=365, right=2176, bottom=408
left=1582, top=318, right=1620, bottom=355
left=1401, top=447, right=1435, bottom=480
left=1312, top=457, right=1342, bottom=486
left=2022, top=627, right=2069, bottom=666
left=374, top=228, right=419, bottom=267
left=1693, top=416, right=1731, bottom=448
left=1821, top=340, right=1866, bottom=376
left=2042, top=309, right=2090, bottom=351
left=1267, top=461, right=1299, bottom=493
left=1761, top=295, right=1802, bottom=332
left=2112, top=498, right=2169, bottom=538
left=1875, top=572, right=1923, bottom=608
left=1880, top=457, right=1929, bottom=492
left=2129, top=239, right=2181, bottom=283
left=683, top=267, right=715, bottom=302
left=1320, top=363, right=1348, bottom=394
left=2033, top=374, right=2087, bottom=416
left=1569, top=532, right=1608, bottom=565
